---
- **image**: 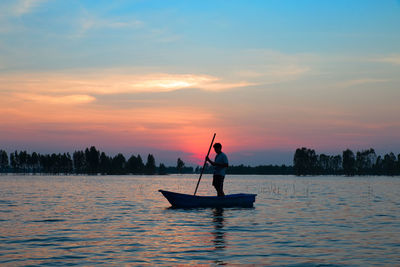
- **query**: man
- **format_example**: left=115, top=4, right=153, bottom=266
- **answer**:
left=206, top=143, right=229, bottom=197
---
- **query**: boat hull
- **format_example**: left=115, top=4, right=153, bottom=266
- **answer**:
left=159, top=190, right=256, bottom=208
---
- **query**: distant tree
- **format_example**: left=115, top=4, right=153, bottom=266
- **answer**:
left=342, top=149, right=356, bottom=176
left=85, top=146, right=99, bottom=174
left=294, top=148, right=306, bottom=175
left=0, top=150, right=9, bottom=172
left=382, top=152, right=396, bottom=176
left=51, top=153, right=61, bottom=173
left=73, top=150, right=86, bottom=174
left=111, top=154, right=126, bottom=174
left=136, top=154, right=145, bottom=173
left=62, top=153, right=73, bottom=173
left=10, top=151, right=18, bottom=172
left=356, top=149, right=376, bottom=175
left=17, top=151, right=27, bottom=173
left=331, top=155, right=342, bottom=174
left=158, top=163, right=167, bottom=175
left=30, top=152, right=40, bottom=173
left=195, top=166, right=200, bottom=174
left=318, top=154, right=330, bottom=174
left=294, top=147, right=317, bottom=175
left=126, top=155, right=137, bottom=174
left=25, top=152, right=32, bottom=172
left=99, top=152, right=112, bottom=175
left=227, top=164, right=293, bottom=175
left=127, top=154, right=146, bottom=174
left=397, top=154, right=400, bottom=175
left=145, top=154, right=156, bottom=175
left=176, top=158, right=185, bottom=174
left=38, top=154, right=47, bottom=173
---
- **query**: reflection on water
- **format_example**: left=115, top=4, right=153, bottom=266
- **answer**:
left=0, top=174, right=400, bottom=265
left=212, top=208, right=225, bottom=250
left=212, top=208, right=226, bottom=266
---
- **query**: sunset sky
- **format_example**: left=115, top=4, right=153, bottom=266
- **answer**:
left=1, top=0, right=400, bottom=166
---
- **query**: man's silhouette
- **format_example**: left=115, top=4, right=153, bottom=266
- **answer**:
left=206, top=143, right=229, bottom=196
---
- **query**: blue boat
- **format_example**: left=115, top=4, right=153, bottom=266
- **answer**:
left=159, top=190, right=257, bottom=208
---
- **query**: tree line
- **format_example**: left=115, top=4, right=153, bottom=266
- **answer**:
left=0, top=147, right=295, bottom=175
left=1, top=146, right=399, bottom=176
left=294, top=147, right=400, bottom=176
left=0, top=146, right=193, bottom=175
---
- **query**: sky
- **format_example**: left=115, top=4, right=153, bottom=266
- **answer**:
left=1, top=0, right=400, bottom=166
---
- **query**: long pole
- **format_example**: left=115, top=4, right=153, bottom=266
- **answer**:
left=194, top=133, right=216, bottom=195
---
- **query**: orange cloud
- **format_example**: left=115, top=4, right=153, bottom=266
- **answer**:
left=0, top=71, right=254, bottom=96
left=14, top=93, right=96, bottom=104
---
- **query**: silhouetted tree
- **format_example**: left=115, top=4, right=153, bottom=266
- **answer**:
left=73, top=150, right=86, bottom=174
left=111, top=154, right=126, bottom=174
left=227, top=164, right=293, bottom=175
left=18, top=151, right=28, bottom=173
left=137, top=155, right=144, bottom=173
left=294, top=147, right=317, bottom=175
left=126, top=154, right=145, bottom=174
left=342, top=149, right=356, bottom=176
left=158, top=163, right=167, bottom=175
left=0, top=150, right=9, bottom=172
left=397, top=154, right=400, bottom=175
left=356, top=148, right=376, bottom=175
left=126, top=155, right=137, bottom=174
left=331, top=155, right=342, bottom=174
left=318, top=154, right=330, bottom=174
left=51, top=153, right=60, bottom=173
left=373, top=155, right=383, bottom=175
left=62, top=153, right=73, bottom=173
left=10, top=151, right=18, bottom=172
left=382, top=152, right=396, bottom=176
left=176, top=158, right=185, bottom=174
left=85, top=146, right=99, bottom=174
left=195, top=166, right=200, bottom=173
left=99, top=152, right=112, bottom=175
left=145, top=154, right=156, bottom=175
left=294, top=148, right=307, bottom=175
left=30, top=152, right=40, bottom=173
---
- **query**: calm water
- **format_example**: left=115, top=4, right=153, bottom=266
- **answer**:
left=0, top=174, right=399, bottom=266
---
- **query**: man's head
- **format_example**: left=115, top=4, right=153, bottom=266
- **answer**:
left=213, top=143, right=222, bottom=154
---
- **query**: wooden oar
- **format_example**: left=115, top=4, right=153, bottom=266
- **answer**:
left=193, top=133, right=216, bottom=195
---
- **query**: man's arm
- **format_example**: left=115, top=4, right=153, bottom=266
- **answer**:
left=206, top=156, right=228, bottom=167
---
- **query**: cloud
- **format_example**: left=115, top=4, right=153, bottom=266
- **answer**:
left=0, top=0, right=46, bottom=33
left=374, top=55, right=400, bottom=65
left=0, top=71, right=254, bottom=96
left=73, top=10, right=143, bottom=38
left=13, top=0, right=46, bottom=16
left=128, top=74, right=254, bottom=92
left=232, top=50, right=312, bottom=85
left=14, top=93, right=96, bottom=104
left=337, top=78, right=388, bottom=88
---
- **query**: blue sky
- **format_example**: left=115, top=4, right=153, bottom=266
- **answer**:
left=1, top=0, right=399, bottom=165
left=2, top=0, right=400, bottom=70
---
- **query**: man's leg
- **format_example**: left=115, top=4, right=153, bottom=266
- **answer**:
left=217, top=182, right=225, bottom=197
left=214, top=175, right=225, bottom=197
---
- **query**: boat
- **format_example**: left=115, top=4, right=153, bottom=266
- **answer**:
left=159, top=190, right=257, bottom=208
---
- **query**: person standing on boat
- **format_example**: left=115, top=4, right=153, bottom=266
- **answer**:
left=206, top=143, right=229, bottom=197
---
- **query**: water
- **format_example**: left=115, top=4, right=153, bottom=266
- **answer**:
left=0, top=174, right=399, bottom=266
